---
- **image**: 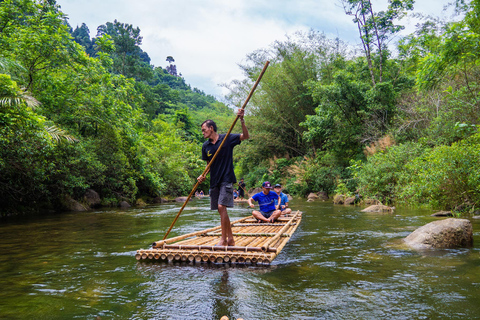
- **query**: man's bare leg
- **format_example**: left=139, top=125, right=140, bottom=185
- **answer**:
left=252, top=210, right=269, bottom=222
left=217, top=204, right=235, bottom=246
left=268, top=209, right=282, bottom=222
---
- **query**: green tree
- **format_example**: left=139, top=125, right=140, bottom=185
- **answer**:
left=71, top=22, right=95, bottom=56
left=96, top=19, right=153, bottom=80
left=342, top=0, right=414, bottom=85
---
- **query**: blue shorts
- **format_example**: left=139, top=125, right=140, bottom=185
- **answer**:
left=260, top=210, right=275, bottom=218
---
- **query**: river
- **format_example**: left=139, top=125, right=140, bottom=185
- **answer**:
left=1, top=198, right=480, bottom=319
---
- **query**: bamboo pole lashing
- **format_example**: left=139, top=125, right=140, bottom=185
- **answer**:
left=272, top=215, right=302, bottom=259
left=202, top=232, right=286, bottom=237
left=261, top=211, right=301, bottom=252
left=234, top=223, right=291, bottom=227
left=162, top=61, right=270, bottom=241
left=264, top=216, right=302, bottom=263
left=160, top=244, right=277, bottom=253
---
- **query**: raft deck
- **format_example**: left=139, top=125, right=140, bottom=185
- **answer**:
left=135, top=210, right=302, bottom=265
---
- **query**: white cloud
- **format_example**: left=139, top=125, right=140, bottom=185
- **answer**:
left=57, top=0, right=458, bottom=98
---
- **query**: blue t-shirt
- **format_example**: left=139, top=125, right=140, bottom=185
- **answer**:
left=252, top=191, right=279, bottom=212
left=274, top=192, right=289, bottom=207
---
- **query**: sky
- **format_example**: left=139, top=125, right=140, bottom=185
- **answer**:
left=56, top=0, right=458, bottom=99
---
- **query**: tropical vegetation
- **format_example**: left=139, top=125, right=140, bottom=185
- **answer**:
left=1, top=0, right=479, bottom=216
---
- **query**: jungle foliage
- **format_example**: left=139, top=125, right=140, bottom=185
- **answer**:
left=1, top=0, right=479, bottom=215
left=227, top=0, right=480, bottom=212
left=0, top=0, right=231, bottom=215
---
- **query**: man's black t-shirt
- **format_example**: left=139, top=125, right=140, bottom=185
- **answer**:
left=202, top=133, right=241, bottom=188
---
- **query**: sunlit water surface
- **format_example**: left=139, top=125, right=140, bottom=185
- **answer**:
left=1, top=198, right=480, bottom=319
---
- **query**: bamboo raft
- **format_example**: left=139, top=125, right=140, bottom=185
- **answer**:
left=136, top=210, right=302, bottom=265
left=233, top=198, right=249, bottom=203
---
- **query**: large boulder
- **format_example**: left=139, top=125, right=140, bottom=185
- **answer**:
left=317, top=191, right=329, bottom=201
left=61, top=195, right=88, bottom=212
left=404, top=218, right=473, bottom=249
left=431, top=211, right=453, bottom=217
left=333, top=194, right=344, bottom=205
left=363, top=199, right=380, bottom=205
left=136, top=198, right=147, bottom=207
left=175, top=196, right=192, bottom=203
left=119, top=201, right=131, bottom=208
left=83, top=189, right=101, bottom=208
left=344, top=196, right=356, bottom=205
left=307, top=193, right=319, bottom=200
left=361, top=205, right=394, bottom=213
left=152, top=197, right=164, bottom=204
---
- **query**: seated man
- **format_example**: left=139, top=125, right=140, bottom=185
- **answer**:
left=248, top=181, right=282, bottom=223
left=273, top=183, right=292, bottom=215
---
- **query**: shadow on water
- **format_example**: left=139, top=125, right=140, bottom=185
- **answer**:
left=2, top=197, right=480, bottom=319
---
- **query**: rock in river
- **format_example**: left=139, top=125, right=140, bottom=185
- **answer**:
left=404, top=218, right=473, bottom=249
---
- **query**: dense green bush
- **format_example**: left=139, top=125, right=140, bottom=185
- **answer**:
left=353, top=142, right=427, bottom=204
left=398, top=131, right=480, bottom=210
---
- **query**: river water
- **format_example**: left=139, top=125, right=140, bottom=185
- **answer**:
left=1, top=198, right=480, bottom=319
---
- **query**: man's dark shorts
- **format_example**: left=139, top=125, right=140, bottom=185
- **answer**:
left=210, top=182, right=234, bottom=210
left=260, top=210, right=275, bottom=219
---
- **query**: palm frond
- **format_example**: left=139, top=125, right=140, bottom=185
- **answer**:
left=45, top=125, right=79, bottom=143
left=0, top=90, right=40, bottom=109
left=0, top=57, right=27, bottom=74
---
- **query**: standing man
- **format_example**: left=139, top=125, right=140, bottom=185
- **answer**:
left=238, top=178, right=246, bottom=199
left=273, top=183, right=292, bottom=215
left=197, top=109, right=249, bottom=246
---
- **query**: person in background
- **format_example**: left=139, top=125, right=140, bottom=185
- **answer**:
left=233, top=189, right=239, bottom=199
left=247, top=181, right=282, bottom=223
left=273, top=183, right=292, bottom=215
left=238, top=178, right=246, bottom=199
left=197, top=109, right=249, bottom=246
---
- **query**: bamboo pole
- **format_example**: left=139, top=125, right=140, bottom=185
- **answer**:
left=160, top=244, right=277, bottom=253
left=203, top=232, right=290, bottom=237
left=162, top=61, right=270, bottom=240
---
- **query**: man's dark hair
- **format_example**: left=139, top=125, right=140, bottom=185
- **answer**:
left=201, top=119, right=217, bottom=132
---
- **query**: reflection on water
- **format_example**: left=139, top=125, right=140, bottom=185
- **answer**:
left=1, top=198, right=480, bottom=319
